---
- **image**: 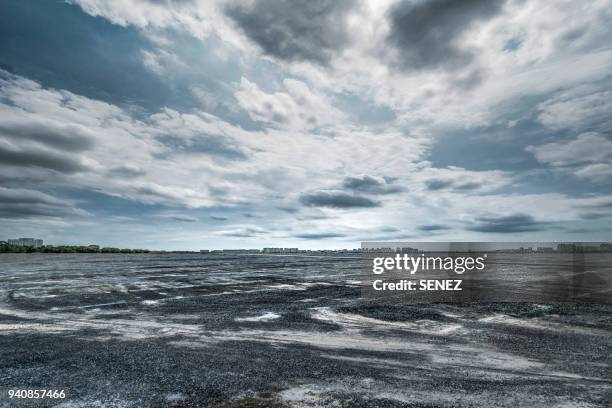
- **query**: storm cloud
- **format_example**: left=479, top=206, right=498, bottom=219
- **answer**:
left=425, top=178, right=482, bottom=192
left=0, top=144, right=90, bottom=174
left=210, top=215, right=228, bottom=221
left=342, top=175, right=403, bottom=195
left=418, top=224, right=449, bottom=231
left=467, top=214, right=549, bottom=233
left=225, top=0, right=355, bottom=65
left=294, top=232, right=347, bottom=239
left=158, top=214, right=199, bottom=222
left=0, top=187, right=84, bottom=218
left=107, top=165, right=146, bottom=178
left=0, top=118, right=96, bottom=152
left=1, top=0, right=611, bottom=248
left=300, top=191, right=381, bottom=209
left=387, top=0, right=504, bottom=70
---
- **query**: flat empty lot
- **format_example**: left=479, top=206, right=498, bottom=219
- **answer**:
left=1, top=253, right=611, bottom=407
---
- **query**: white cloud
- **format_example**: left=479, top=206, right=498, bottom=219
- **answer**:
left=526, top=132, right=612, bottom=182
left=3, top=0, right=612, bottom=246
left=574, top=163, right=612, bottom=183
left=527, top=133, right=612, bottom=165
left=69, top=0, right=242, bottom=46
left=538, top=86, right=612, bottom=131
left=235, top=77, right=345, bottom=130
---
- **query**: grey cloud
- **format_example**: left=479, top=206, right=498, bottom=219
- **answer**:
left=387, top=0, right=504, bottom=70
left=424, top=179, right=453, bottom=190
left=296, top=213, right=330, bottom=221
left=453, top=181, right=483, bottom=191
left=210, top=215, right=228, bottom=221
left=378, top=226, right=400, bottom=233
left=225, top=0, right=355, bottom=65
left=418, top=224, right=449, bottom=231
left=134, top=185, right=181, bottom=202
left=294, top=232, right=347, bottom=239
left=0, top=187, right=84, bottom=219
left=425, top=178, right=482, bottom=192
left=453, top=68, right=485, bottom=90
left=0, top=144, right=89, bottom=173
left=155, top=213, right=199, bottom=222
left=278, top=205, right=300, bottom=214
left=580, top=200, right=612, bottom=209
left=0, top=187, right=61, bottom=205
left=107, top=165, right=146, bottom=178
left=580, top=212, right=610, bottom=220
left=467, top=214, right=549, bottom=233
left=0, top=204, right=75, bottom=218
left=189, top=135, right=248, bottom=160
left=342, top=175, right=403, bottom=195
left=567, top=226, right=612, bottom=234
left=168, top=215, right=198, bottom=222
left=218, top=226, right=267, bottom=238
left=158, top=134, right=247, bottom=160
left=300, top=191, right=381, bottom=209
left=0, top=118, right=96, bottom=152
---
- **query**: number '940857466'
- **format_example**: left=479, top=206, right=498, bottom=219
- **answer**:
left=7, top=389, right=66, bottom=399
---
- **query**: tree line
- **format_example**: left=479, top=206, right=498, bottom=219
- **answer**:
left=0, top=244, right=150, bottom=253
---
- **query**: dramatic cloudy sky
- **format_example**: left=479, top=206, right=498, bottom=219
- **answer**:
left=1, top=0, right=611, bottom=249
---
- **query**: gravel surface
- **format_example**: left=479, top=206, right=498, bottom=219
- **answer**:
left=0, top=253, right=611, bottom=407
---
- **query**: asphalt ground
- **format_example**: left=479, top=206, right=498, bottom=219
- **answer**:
left=0, top=253, right=610, bottom=407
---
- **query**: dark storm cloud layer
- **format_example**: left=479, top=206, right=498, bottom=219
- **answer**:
left=107, top=166, right=146, bottom=178
left=467, top=214, right=550, bottom=233
left=0, top=188, right=82, bottom=218
left=342, top=175, right=403, bottom=195
left=294, top=232, right=347, bottom=239
left=166, top=215, right=198, bottom=222
left=0, top=204, right=78, bottom=218
left=387, top=0, right=504, bottom=70
left=0, top=119, right=96, bottom=152
left=300, top=191, right=381, bottom=209
left=210, top=215, right=228, bottom=221
left=425, top=178, right=482, bottom=192
left=0, top=188, right=60, bottom=206
left=418, top=224, right=449, bottom=231
left=0, top=145, right=89, bottom=174
left=225, top=0, right=355, bottom=65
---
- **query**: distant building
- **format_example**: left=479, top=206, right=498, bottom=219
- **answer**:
left=222, top=249, right=260, bottom=254
left=397, top=247, right=419, bottom=253
left=8, top=238, right=43, bottom=247
left=200, top=249, right=210, bottom=253
left=557, top=243, right=576, bottom=253
left=262, top=248, right=298, bottom=254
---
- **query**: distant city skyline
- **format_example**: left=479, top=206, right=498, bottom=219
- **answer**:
left=1, top=0, right=611, bottom=250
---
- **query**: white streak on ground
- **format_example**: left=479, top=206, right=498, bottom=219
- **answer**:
left=235, top=312, right=281, bottom=322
